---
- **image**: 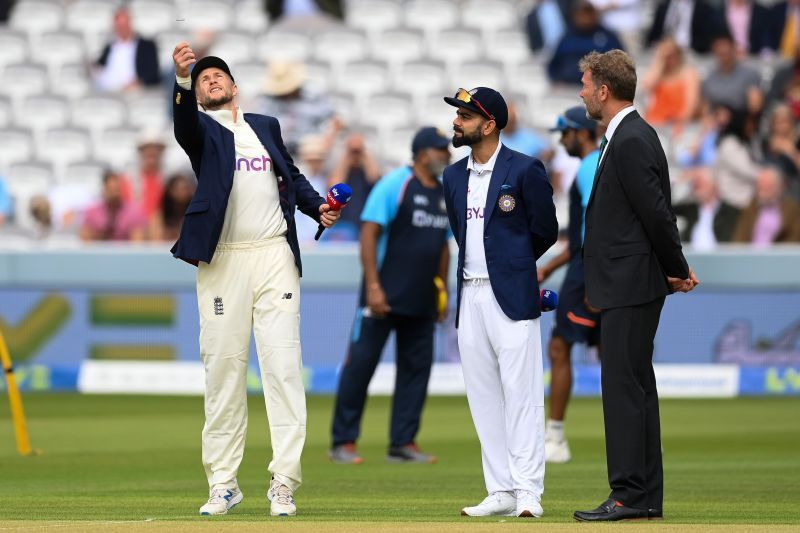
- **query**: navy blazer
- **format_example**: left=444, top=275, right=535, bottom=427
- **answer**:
left=443, top=145, right=558, bottom=327
left=170, top=81, right=325, bottom=274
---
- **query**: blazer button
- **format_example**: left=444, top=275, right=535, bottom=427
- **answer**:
left=484, top=235, right=489, bottom=240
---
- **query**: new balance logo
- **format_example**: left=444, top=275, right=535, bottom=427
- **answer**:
left=282, top=293, right=293, bottom=300
left=213, top=296, right=224, bottom=315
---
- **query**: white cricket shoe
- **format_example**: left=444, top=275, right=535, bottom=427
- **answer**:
left=545, top=436, right=571, bottom=463
left=268, top=477, right=296, bottom=516
left=515, top=490, right=543, bottom=518
left=199, top=486, right=243, bottom=516
left=461, top=492, right=516, bottom=517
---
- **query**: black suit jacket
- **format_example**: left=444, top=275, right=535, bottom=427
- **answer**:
left=646, top=0, right=718, bottom=54
left=583, top=111, right=689, bottom=310
left=97, top=37, right=160, bottom=87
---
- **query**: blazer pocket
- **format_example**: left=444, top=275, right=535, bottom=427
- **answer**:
left=608, top=242, right=651, bottom=259
left=509, top=256, right=536, bottom=270
left=185, top=199, right=210, bottom=214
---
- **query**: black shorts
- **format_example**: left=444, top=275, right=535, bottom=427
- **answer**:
left=552, top=256, right=600, bottom=346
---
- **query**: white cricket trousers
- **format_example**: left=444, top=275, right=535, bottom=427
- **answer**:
left=196, top=237, right=306, bottom=492
left=458, top=279, right=546, bottom=497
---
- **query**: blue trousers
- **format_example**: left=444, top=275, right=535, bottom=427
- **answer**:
left=331, top=311, right=435, bottom=448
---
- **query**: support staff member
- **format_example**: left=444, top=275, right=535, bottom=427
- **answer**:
left=171, top=42, right=340, bottom=518
left=442, top=87, right=558, bottom=518
left=330, top=127, right=452, bottom=465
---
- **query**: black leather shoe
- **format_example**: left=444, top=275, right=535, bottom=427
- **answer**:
left=573, top=499, right=649, bottom=521
left=648, top=508, right=664, bottom=520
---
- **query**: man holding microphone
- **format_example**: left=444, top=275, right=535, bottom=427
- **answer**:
left=170, top=42, right=340, bottom=517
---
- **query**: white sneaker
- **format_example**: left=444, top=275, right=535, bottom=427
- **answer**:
left=461, top=492, right=516, bottom=517
left=515, top=490, right=543, bottom=517
left=545, top=436, right=571, bottom=463
left=268, top=477, right=296, bottom=516
left=199, top=486, right=243, bottom=516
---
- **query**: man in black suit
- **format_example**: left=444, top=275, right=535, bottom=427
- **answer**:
left=574, top=49, right=699, bottom=522
left=646, top=0, right=719, bottom=54
left=94, top=7, right=160, bottom=92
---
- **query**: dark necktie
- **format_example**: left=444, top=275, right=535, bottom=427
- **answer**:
left=595, top=135, right=608, bottom=177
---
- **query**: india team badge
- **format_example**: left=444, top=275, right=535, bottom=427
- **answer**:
left=498, top=194, right=516, bottom=213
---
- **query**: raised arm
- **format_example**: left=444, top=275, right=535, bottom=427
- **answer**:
left=172, top=42, right=203, bottom=162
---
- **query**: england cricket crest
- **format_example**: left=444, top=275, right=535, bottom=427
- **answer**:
left=498, top=194, right=516, bottom=213
left=213, top=296, right=224, bottom=316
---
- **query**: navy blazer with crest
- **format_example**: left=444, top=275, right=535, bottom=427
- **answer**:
left=443, top=144, right=558, bottom=327
left=170, top=81, right=325, bottom=273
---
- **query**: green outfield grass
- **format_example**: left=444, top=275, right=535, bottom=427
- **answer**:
left=0, top=394, right=798, bottom=530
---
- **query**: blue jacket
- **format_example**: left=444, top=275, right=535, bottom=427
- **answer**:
left=443, top=144, right=558, bottom=327
left=170, top=81, right=324, bottom=274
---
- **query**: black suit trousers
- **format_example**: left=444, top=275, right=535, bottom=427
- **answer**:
left=600, top=296, right=665, bottom=510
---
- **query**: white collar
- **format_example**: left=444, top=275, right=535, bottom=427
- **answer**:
left=467, top=140, right=503, bottom=174
left=203, top=106, right=243, bottom=128
left=604, top=105, right=636, bottom=144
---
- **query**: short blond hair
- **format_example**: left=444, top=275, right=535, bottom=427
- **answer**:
left=579, top=49, right=637, bottom=102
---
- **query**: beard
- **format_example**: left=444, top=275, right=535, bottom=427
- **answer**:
left=452, top=128, right=482, bottom=148
left=585, top=102, right=602, bottom=121
left=200, top=91, right=234, bottom=110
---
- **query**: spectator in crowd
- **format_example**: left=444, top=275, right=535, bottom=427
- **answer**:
left=589, top=0, right=643, bottom=55
left=642, top=38, right=701, bottom=131
left=93, top=7, right=160, bottom=92
left=547, top=1, right=624, bottom=86
left=125, top=131, right=167, bottom=225
left=732, top=165, right=800, bottom=243
left=646, top=0, right=718, bottom=54
left=526, top=0, right=570, bottom=57
left=0, top=176, right=10, bottom=227
left=80, top=170, right=147, bottom=241
left=28, top=195, right=52, bottom=238
left=772, top=0, right=800, bottom=59
left=296, top=135, right=331, bottom=242
left=148, top=173, right=196, bottom=242
left=712, top=108, right=761, bottom=209
left=716, top=0, right=774, bottom=56
left=702, top=31, right=763, bottom=115
left=760, top=103, right=800, bottom=197
left=501, top=102, right=552, bottom=160
left=676, top=105, right=731, bottom=168
left=327, top=133, right=382, bottom=232
left=673, top=168, right=741, bottom=248
left=265, top=0, right=344, bottom=28
left=766, top=42, right=800, bottom=114
left=257, top=61, right=340, bottom=154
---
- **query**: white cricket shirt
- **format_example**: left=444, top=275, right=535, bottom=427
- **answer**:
left=463, top=140, right=503, bottom=280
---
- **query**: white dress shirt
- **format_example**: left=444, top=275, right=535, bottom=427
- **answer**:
left=463, top=141, right=503, bottom=280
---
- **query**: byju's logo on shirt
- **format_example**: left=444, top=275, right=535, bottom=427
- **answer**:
left=466, top=207, right=485, bottom=220
left=236, top=155, right=273, bottom=172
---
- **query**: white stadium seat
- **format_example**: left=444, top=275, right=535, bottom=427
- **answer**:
left=51, top=63, right=93, bottom=101
left=208, top=32, right=256, bottom=66
left=0, top=30, right=29, bottom=69
left=461, top=0, right=519, bottom=34
left=359, top=92, right=413, bottom=131
left=395, top=60, right=448, bottom=104
left=0, top=97, right=11, bottom=128
left=9, top=0, right=64, bottom=37
left=379, top=126, right=417, bottom=168
left=233, top=0, right=269, bottom=33
left=228, top=61, right=267, bottom=104
left=304, top=60, right=333, bottom=93
left=404, top=0, right=459, bottom=37
left=451, top=60, right=506, bottom=94
left=429, top=29, right=485, bottom=68
left=183, top=0, right=234, bottom=32
left=313, top=30, right=368, bottom=67
left=70, top=95, right=128, bottom=137
left=65, top=0, right=116, bottom=42
left=0, top=128, right=35, bottom=169
left=127, top=93, right=169, bottom=131
left=256, top=30, right=311, bottom=63
left=130, top=0, right=177, bottom=38
left=336, top=60, right=390, bottom=101
left=1, top=63, right=49, bottom=103
left=93, top=127, right=140, bottom=170
left=484, top=30, right=533, bottom=70
left=15, top=94, right=70, bottom=136
left=31, top=31, right=87, bottom=74
left=417, top=94, right=459, bottom=132
left=369, top=29, right=426, bottom=68
left=37, top=127, right=94, bottom=178
left=347, top=0, right=402, bottom=37
left=63, top=160, right=107, bottom=192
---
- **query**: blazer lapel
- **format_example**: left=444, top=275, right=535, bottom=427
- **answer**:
left=244, top=115, right=291, bottom=181
left=455, top=163, right=469, bottom=243
left=586, top=110, right=640, bottom=210
left=484, top=145, right=511, bottom=228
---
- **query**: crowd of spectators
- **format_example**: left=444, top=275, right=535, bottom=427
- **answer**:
left=0, top=0, right=798, bottom=247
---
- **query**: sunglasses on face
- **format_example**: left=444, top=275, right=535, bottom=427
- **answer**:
left=455, top=88, right=494, bottom=121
